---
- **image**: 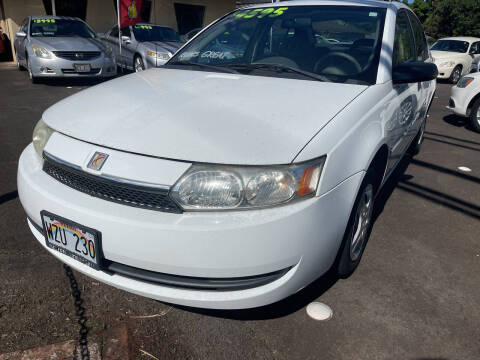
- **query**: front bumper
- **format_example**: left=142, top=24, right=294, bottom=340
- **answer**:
left=18, top=142, right=361, bottom=309
left=29, top=54, right=116, bottom=78
left=435, top=65, right=455, bottom=79
left=447, top=85, right=469, bottom=116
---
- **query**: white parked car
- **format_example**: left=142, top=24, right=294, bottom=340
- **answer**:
left=448, top=73, right=480, bottom=132
left=431, top=37, right=480, bottom=83
left=18, top=0, right=437, bottom=309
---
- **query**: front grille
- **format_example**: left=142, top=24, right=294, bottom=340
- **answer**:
left=43, top=158, right=182, bottom=213
left=61, top=68, right=101, bottom=75
left=53, top=51, right=101, bottom=61
left=107, top=262, right=292, bottom=291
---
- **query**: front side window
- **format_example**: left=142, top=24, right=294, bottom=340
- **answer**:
left=470, top=41, right=480, bottom=54
left=393, top=11, right=415, bottom=66
left=132, top=25, right=181, bottom=42
left=30, top=19, right=95, bottom=38
left=408, top=12, right=428, bottom=61
left=431, top=40, right=470, bottom=53
left=168, top=5, right=387, bottom=85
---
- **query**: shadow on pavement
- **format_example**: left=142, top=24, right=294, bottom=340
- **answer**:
left=443, top=114, right=477, bottom=133
left=0, top=190, right=18, bottom=205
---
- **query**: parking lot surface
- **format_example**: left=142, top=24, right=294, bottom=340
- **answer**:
left=1, top=62, right=479, bottom=359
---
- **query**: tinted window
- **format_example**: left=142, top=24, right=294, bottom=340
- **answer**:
left=121, top=26, right=131, bottom=37
left=132, top=25, right=181, bottom=42
left=30, top=19, right=95, bottom=38
left=470, top=42, right=480, bottom=54
left=170, top=6, right=387, bottom=85
left=393, top=11, right=415, bottom=66
left=431, top=40, right=469, bottom=53
left=408, top=12, right=428, bottom=61
left=110, top=26, right=119, bottom=38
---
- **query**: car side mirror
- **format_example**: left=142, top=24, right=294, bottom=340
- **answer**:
left=16, top=31, right=26, bottom=38
left=392, top=62, right=438, bottom=84
left=121, top=36, right=131, bottom=43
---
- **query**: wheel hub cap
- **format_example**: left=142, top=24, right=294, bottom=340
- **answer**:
left=350, top=184, right=373, bottom=261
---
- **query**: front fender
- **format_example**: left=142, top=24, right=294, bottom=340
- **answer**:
left=294, top=84, right=391, bottom=197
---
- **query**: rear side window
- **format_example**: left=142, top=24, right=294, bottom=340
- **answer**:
left=408, top=12, right=428, bottom=61
left=393, top=11, right=415, bottom=66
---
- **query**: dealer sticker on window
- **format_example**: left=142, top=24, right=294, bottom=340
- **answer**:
left=235, top=7, right=289, bottom=19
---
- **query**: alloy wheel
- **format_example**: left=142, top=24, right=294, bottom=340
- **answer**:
left=477, top=107, right=480, bottom=127
left=350, top=184, right=373, bottom=261
left=452, top=68, right=461, bottom=83
left=135, top=57, right=144, bottom=72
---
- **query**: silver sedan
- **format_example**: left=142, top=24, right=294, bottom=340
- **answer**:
left=14, top=16, right=116, bottom=83
left=103, top=24, right=184, bottom=72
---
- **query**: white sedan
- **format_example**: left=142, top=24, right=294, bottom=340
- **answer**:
left=448, top=72, right=480, bottom=132
left=18, top=0, right=437, bottom=309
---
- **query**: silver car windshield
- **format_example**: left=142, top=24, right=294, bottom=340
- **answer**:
left=169, top=5, right=386, bottom=85
left=133, top=25, right=181, bottom=42
left=30, top=19, right=95, bottom=38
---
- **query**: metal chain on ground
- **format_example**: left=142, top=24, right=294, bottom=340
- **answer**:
left=63, top=264, right=90, bottom=360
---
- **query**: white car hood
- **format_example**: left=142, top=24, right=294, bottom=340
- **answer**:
left=43, top=69, right=366, bottom=165
left=431, top=50, right=467, bottom=61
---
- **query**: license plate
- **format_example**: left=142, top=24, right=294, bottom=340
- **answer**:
left=74, top=64, right=91, bottom=72
left=41, top=211, right=102, bottom=270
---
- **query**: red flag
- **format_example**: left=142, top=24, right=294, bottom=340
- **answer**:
left=119, top=0, right=143, bottom=28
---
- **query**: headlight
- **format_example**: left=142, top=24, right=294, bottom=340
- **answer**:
left=439, top=60, right=455, bottom=67
left=32, top=45, right=52, bottom=59
left=170, top=157, right=325, bottom=211
left=146, top=50, right=172, bottom=61
left=32, top=119, right=54, bottom=157
left=457, top=77, right=474, bottom=88
left=104, top=45, right=113, bottom=58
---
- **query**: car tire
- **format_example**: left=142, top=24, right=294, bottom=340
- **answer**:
left=469, top=98, right=480, bottom=133
left=449, top=66, right=462, bottom=84
left=16, top=51, right=25, bottom=71
left=134, top=55, right=145, bottom=72
left=409, top=117, right=426, bottom=156
left=337, top=170, right=376, bottom=278
left=26, top=57, right=38, bottom=84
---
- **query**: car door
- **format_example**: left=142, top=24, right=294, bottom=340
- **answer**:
left=408, top=11, right=433, bottom=134
left=106, top=26, right=121, bottom=66
left=384, top=9, right=419, bottom=173
left=120, top=26, right=135, bottom=69
left=15, top=18, right=29, bottom=62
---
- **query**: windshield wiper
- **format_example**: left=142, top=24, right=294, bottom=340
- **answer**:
left=167, top=61, right=239, bottom=74
left=225, top=63, right=329, bottom=82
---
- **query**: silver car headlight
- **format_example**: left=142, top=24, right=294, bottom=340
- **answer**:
left=32, top=119, right=54, bottom=157
left=146, top=50, right=172, bottom=61
left=170, top=157, right=325, bottom=211
left=32, top=45, right=52, bottom=59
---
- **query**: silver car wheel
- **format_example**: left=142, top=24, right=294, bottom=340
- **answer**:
left=27, top=58, right=33, bottom=80
left=134, top=56, right=144, bottom=72
left=477, top=107, right=480, bottom=127
left=350, top=184, right=373, bottom=262
left=451, top=68, right=461, bottom=83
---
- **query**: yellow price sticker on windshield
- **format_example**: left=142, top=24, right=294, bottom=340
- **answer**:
left=234, top=7, right=289, bottom=19
left=135, top=25, right=153, bottom=30
left=33, top=19, right=55, bottom=23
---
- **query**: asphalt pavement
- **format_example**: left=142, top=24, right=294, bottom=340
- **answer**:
left=0, top=62, right=479, bottom=360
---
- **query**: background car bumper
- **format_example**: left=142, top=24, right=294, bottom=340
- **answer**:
left=18, top=143, right=361, bottom=309
left=29, top=55, right=116, bottom=77
left=436, top=66, right=454, bottom=79
left=448, top=85, right=469, bottom=116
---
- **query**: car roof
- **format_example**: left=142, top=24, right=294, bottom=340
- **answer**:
left=438, top=36, right=480, bottom=43
left=245, top=0, right=409, bottom=10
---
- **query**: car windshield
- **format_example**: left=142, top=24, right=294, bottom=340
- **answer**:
left=431, top=40, right=469, bottom=53
left=133, top=25, right=182, bottom=42
left=30, top=19, right=95, bottom=38
left=168, top=5, right=386, bottom=85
